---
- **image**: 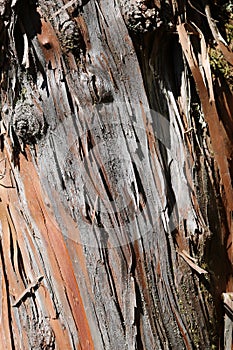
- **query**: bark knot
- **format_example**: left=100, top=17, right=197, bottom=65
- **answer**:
left=120, top=0, right=173, bottom=33
left=59, top=20, right=85, bottom=57
left=13, top=100, right=46, bottom=145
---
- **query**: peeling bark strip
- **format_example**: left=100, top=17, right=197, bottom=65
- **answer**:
left=177, top=21, right=233, bottom=273
left=20, top=151, right=95, bottom=349
left=178, top=251, right=208, bottom=275
left=0, top=0, right=232, bottom=349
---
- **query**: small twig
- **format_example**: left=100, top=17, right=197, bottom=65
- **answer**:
left=12, top=275, right=44, bottom=307
left=180, top=249, right=198, bottom=263
left=178, top=250, right=208, bottom=275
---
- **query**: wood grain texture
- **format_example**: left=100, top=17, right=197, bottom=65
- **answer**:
left=0, top=0, right=232, bottom=348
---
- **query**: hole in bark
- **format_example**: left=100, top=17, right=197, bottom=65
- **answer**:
left=43, top=42, right=52, bottom=50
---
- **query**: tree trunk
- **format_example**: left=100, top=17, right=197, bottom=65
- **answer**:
left=0, top=0, right=233, bottom=349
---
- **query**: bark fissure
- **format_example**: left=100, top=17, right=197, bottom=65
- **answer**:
left=0, top=0, right=232, bottom=348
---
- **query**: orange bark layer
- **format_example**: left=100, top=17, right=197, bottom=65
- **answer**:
left=19, top=150, right=94, bottom=349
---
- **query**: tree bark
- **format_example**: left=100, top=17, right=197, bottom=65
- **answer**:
left=0, top=0, right=233, bottom=349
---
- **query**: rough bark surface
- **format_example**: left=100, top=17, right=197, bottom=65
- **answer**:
left=0, top=0, right=233, bottom=349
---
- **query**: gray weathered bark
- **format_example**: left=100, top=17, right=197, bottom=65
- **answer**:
left=0, top=0, right=233, bottom=349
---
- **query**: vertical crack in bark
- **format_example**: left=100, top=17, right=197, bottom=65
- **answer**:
left=0, top=0, right=232, bottom=348
left=0, top=239, right=16, bottom=350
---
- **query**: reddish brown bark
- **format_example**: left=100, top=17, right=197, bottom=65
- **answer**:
left=0, top=0, right=233, bottom=349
